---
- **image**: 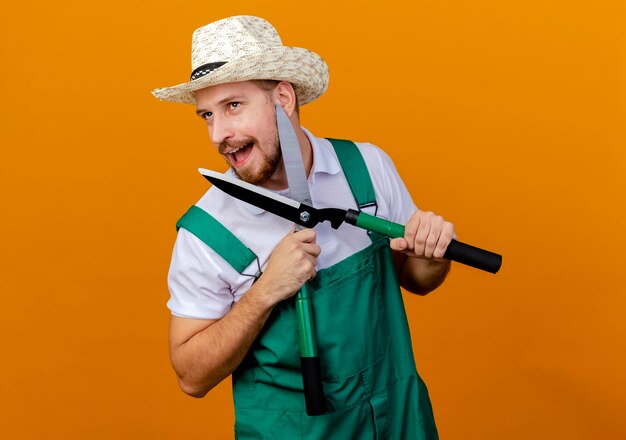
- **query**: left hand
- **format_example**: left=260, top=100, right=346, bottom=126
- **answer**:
left=390, top=210, right=457, bottom=261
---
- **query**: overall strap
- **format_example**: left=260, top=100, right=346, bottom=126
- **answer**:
left=176, top=205, right=259, bottom=275
left=176, top=139, right=374, bottom=274
left=326, top=138, right=377, bottom=210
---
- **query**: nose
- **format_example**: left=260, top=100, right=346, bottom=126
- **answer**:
left=209, top=114, right=235, bottom=146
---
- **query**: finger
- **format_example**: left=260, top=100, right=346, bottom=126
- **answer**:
left=433, top=238, right=449, bottom=259
left=294, top=228, right=317, bottom=243
left=304, top=252, right=318, bottom=268
left=414, top=219, right=431, bottom=256
left=433, top=222, right=455, bottom=259
left=300, top=253, right=318, bottom=280
left=424, top=228, right=440, bottom=258
left=291, top=253, right=317, bottom=284
left=303, top=242, right=321, bottom=258
left=403, top=213, right=421, bottom=252
left=424, top=216, right=444, bottom=258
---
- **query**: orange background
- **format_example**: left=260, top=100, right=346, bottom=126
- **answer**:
left=1, top=1, right=625, bottom=438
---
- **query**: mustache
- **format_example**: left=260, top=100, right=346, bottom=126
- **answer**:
left=218, top=137, right=256, bottom=154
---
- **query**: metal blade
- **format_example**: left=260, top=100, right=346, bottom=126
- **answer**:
left=199, top=169, right=321, bottom=229
left=276, top=105, right=312, bottom=206
left=200, top=169, right=300, bottom=208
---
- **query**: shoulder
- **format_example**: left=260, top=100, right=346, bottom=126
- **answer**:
left=342, top=140, right=399, bottom=178
left=320, top=136, right=393, bottom=171
left=345, top=140, right=416, bottom=222
left=173, top=180, right=248, bottom=265
left=174, top=172, right=291, bottom=264
left=182, top=172, right=250, bottom=229
left=173, top=183, right=242, bottom=265
left=194, top=182, right=230, bottom=216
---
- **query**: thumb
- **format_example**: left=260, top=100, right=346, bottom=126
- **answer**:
left=285, top=224, right=297, bottom=237
left=389, top=237, right=408, bottom=251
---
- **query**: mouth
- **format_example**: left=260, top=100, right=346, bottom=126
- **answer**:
left=226, top=141, right=254, bottom=167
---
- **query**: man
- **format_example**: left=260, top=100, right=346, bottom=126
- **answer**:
left=153, top=15, right=456, bottom=439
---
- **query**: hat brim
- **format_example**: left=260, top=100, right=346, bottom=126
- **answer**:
left=151, top=46, right=328, bottom=106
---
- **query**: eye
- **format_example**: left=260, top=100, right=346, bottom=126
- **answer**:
left=229, top=102, right=241, bottom=109
left=200, top=111, right=212, bottom=120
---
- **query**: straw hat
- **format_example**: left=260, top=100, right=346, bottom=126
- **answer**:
left=152, top=15, right=329, bottom=106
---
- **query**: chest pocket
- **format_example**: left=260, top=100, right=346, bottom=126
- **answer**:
left=307, top=239, right=391, bottom=381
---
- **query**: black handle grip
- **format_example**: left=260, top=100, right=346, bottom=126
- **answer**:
left=300, top=356, right=326, bottom=416
left=444, top=239, right=502, bottom=273
left=347, top=211, right=502, bottom=274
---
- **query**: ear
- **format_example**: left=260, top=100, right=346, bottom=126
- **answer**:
left=273, top=81, right=298, bottom=117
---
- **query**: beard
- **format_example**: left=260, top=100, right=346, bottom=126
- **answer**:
left=222, top=132, right=282, bottom=185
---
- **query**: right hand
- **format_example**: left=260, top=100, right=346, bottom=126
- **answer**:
left=258, top=227, right=320, bottom=304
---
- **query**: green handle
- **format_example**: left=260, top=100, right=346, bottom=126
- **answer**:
left=355, top=211, right=405, bottom=238
left=295, top=285, right=317, bottom=357
left=295, top=284, right=326, bottom=415
left=352, top=211, right=502, bottom=273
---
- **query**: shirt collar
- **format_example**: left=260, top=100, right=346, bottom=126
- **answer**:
left=234, top=127, right=341, bottom=215
left=303, top=127, right=342, bottom=184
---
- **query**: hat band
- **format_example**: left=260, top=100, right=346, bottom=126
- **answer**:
left=190, top=62, right=228, bottom=81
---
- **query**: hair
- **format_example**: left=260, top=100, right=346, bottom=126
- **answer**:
left=252, top=80, right=301, bottom=115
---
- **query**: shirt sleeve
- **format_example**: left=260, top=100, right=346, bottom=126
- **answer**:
left=167, top=227, right=237, bottom=320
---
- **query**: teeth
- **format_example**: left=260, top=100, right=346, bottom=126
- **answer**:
left=229, top=143, right=249, bottom=155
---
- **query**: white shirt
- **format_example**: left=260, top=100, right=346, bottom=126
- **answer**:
left=167, top=128, right=417, bottom=319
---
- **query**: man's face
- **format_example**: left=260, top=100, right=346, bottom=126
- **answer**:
left=194, top=81, right=281, bottom=186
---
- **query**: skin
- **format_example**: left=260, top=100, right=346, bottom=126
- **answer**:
left=169, top=80, right=456, bottom=397
left=194, top=80, right=312, bottom=190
